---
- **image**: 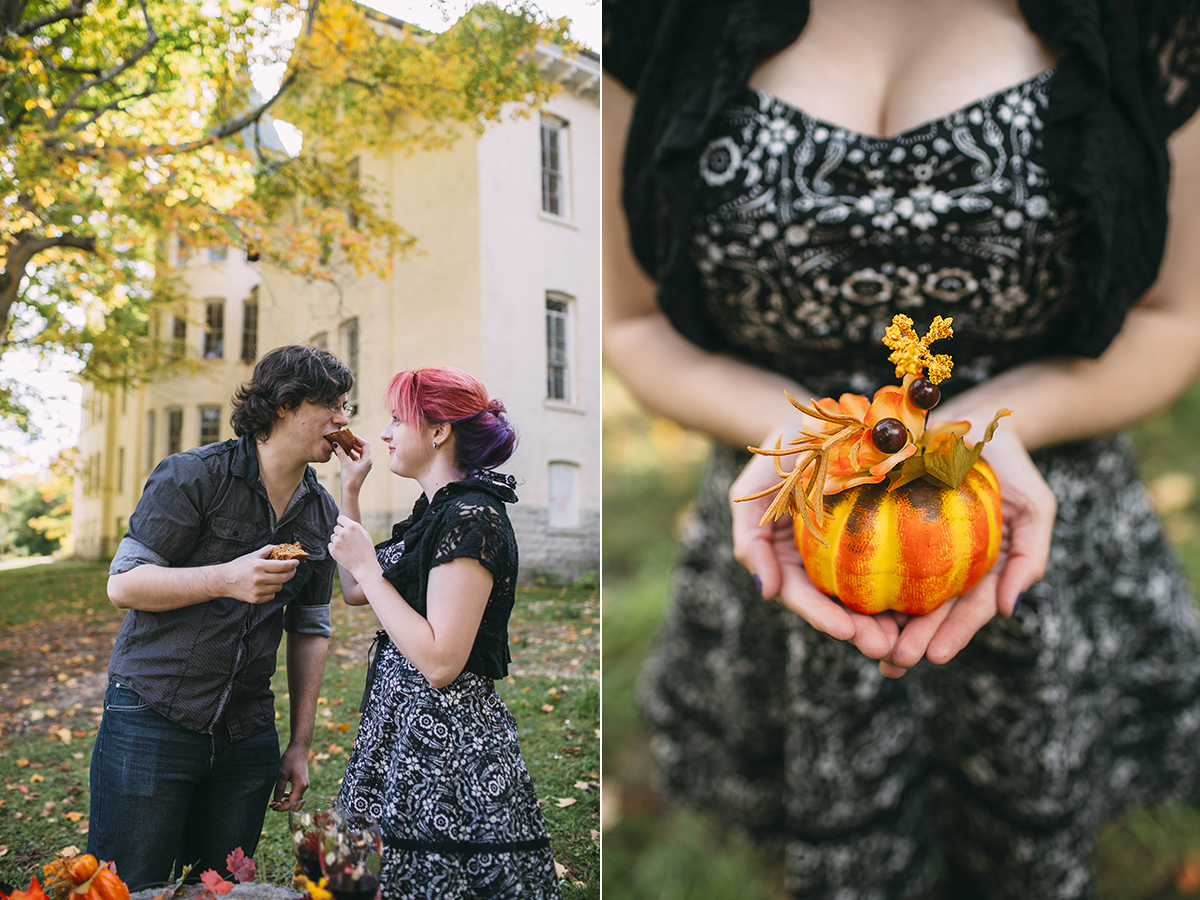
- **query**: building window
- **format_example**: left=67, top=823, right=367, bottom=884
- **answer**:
left=85, top=452, right=101, bottom=497
left=199, top=406, right=221, bottom=445
left=341, top=318, right=359, bottom=412
left=206, top=246, right=228, bottom=263
left=204, top=300, right=224, bottom=359
left=145, top=410, right=156, bottom=472
left=241, top=291, right=258, bottom=364
left=171, top=314, right=187, bottom=360
left=548, top=461, right=580, bottom=529
left=347, top=157, right=361, bottom=229
left=546, top=294, right=571, bottom=402
left=540, top=114, right=569, bottom=217
left=167, top=408, right=183, bottom=456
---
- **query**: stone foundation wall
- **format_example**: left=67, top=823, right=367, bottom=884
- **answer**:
left=509, top=505, right=600, bottom=585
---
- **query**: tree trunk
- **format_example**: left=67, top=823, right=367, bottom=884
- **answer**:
left=0, top=230, right=97, bottom=345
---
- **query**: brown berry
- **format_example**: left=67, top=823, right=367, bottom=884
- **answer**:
left=908, top=376, right=941, bottom=410
left=872, top=418, right=908, bottom=454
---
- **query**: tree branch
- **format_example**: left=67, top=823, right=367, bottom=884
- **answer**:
left=66, top=85, right=158, bottom=136
left=5, top=0, right=86, bottom=37
left=100, top=0, right=324, bottom=159
left=0, top=230, right=97, bottom=342
left=46, top=0, right=156, bottom=133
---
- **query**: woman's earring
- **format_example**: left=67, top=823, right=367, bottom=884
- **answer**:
left=432, top=440, right=438, bottom=449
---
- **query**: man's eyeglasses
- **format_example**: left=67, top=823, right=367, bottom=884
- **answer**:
left=326, top=402, right=357, bottom=417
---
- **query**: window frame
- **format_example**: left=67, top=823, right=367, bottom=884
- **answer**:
left=540, top=114, right=570, bottom=219
left=545, top=293, right=572, bottom=404
left=199, top=405, right=221, bottom=446
left=204, top=299, right=225, bottom=359
left=166, top=407, right=183, bottom=456
left=547, top=460, right=581, bottom=530
left=241, top=291, right=258, bottom=364
left=340, top=318, right=360, bottom=415
left=171, top=314, right=187, bottom=360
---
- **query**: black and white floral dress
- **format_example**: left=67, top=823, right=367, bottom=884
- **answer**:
left=338, top=477, right=561, bottom=900
left=637, top=70, right=1200, bottom=899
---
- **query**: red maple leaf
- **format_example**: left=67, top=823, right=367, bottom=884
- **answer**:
left=226, top=848, right=256, bottom=884
left=199, top=870, right=233, bottom=895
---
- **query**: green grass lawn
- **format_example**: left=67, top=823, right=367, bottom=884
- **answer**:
left=0, top=567, right=598, bottom=898
left=602, top=368, right=1200, bottom=900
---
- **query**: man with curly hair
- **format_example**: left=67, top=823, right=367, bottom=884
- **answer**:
left=89, top=345, right=359, bottom=889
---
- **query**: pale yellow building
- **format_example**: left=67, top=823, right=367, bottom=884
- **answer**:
left=72, top=39, right=600, bottom=582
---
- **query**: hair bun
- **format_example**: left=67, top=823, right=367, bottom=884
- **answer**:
left=487, top=399, right=505, bottom=415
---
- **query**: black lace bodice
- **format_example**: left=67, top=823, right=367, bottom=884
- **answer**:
left=606, top=0, right=1200, bottom=362
left=375, top=476, right=519, bottom=680
left=691, top=69, right=1085, bottom=398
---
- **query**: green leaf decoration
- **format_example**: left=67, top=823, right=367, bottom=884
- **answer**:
left=918, top=409, right=1012, bottom=487
left=887, top=454, right=929, bottom=490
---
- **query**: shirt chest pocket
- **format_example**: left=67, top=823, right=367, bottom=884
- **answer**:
left=288, top=523, right=329, bottom=564
left=204, top=514, right=261, bottom=563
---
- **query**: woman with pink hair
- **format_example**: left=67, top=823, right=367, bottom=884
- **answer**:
left=327, top=367, right=560, bottom=899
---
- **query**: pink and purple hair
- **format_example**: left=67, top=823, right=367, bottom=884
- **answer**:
left=385, top=367, right=517, bottom=472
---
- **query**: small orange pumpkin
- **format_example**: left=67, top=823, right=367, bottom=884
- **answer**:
left=71, top=869, right=130, bottom=900
left=796, top=458, right=1002, bottom=615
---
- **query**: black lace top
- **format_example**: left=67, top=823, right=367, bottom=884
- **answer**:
left=374, top=475, right=519, bottom=680
left=604, top=0, right=1200, bottom=362
left=692, top=70, right=1082, bottom=396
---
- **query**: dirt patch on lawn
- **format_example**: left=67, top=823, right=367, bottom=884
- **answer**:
left=0, top=595, right=598, bottom=742
left=0, top=618, right=119, bottom=739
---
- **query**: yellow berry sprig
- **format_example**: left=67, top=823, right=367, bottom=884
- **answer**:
left=883, top=314, right=954, bottom=383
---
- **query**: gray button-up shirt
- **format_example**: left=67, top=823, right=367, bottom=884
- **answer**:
left=107, top=434, right=336, bottom=737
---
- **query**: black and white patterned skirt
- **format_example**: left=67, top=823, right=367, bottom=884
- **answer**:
left=339, top=640, right=560, bottom=900
left=638, top=433, right=1200, bottom=899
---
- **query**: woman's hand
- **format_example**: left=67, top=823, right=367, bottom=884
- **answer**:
left=878, top=426, right=1055, bottom=677
left=731, top=423, right=1056, bottom=676
left=334, top=434, right=372, bottom=494
left=730, top=431, right=901, bottom=661
left=328, top=515, right=380, bottom=583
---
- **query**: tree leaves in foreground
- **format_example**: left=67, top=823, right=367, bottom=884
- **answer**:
left=0, top=0, right=570, bottom=404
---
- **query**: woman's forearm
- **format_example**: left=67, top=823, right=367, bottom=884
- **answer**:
left=354, top=558, right=490, bottom=689
left=606, top=310, right=811, bottom=448
left=603, top=71, right=810, bottom=449
left=337, top=484, right=369, bottom=604
left=938, top=300, right=1200, bottom=451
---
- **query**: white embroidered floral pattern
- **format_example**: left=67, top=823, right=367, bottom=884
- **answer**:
left=691, top=68, right=1084, bottom=390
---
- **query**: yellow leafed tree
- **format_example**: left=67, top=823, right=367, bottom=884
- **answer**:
left=0, top=0, right=572, bottom=426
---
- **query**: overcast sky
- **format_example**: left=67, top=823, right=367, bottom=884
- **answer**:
left=0, top=0, right=600, bottom=478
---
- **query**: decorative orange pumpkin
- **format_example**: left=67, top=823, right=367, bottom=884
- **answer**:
left=70, top=869, right=129, bottom=900
left=796, top=458, right=1003, bottom=615
left=65, top=858, right=99, bottom=885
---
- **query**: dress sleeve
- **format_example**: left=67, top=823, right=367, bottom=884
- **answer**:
left=602, top=0, right=672, bottom=92
left=1144, top=3, right=1200, bottom=134
left=431, top=497, right=513, bottom=578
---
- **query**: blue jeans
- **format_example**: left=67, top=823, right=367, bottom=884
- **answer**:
left=87, top=682, right=280, bottom=890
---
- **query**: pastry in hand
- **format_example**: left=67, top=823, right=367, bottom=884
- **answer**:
left=269, top=542, right=310, bottom=561
left=324, top=427, right=357, bottom=454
